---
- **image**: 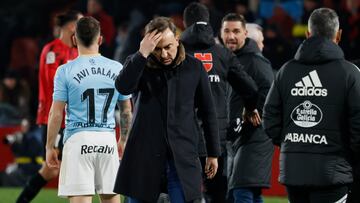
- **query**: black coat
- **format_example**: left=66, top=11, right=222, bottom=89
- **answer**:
left=181, top=22, right=258, bottom=154
left=227, top=38, right=274, bottom=190
left=263, top=36, right=360, bottom=186
left=113, top=45, right=221, bottom=202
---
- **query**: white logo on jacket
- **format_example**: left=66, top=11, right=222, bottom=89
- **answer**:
left=46, top=51, right=55, bottom=64
left=291, top=70, right=328, bottom=97
left=291, top=100, right=323, bottom=128
left=284, top=133, right=328, bottom=145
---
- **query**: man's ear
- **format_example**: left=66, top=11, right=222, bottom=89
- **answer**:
left=305, top=30, right=311, bottom=39
left=98, top=35, right=103, bottom=45
left=335, top=29, right=342, bottom=44
left=72, top=35, right=77, bottom=47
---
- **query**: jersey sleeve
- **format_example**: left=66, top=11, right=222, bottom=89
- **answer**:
left=53, top=65, right=68, bottom=102
left=118, top=92, right=131, bottom=101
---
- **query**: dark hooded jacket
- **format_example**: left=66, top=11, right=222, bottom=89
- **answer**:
left=180, top=22, right=258, bottom=154
left=114, top=44, right=220, bottom=202
left=263, top=36, right=360, bottom=186
left=227, top=38, right=274, bottom=190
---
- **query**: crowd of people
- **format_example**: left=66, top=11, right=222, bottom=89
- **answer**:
left=0, top=0, right=360, bottom=203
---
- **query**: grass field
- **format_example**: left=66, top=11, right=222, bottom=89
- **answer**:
left=0, top=187, right=287, bottom=203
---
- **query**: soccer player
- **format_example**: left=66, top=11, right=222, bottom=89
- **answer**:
left=46, top=16, right=131, bottom=203
left=16, top=10, right=82, bottom=203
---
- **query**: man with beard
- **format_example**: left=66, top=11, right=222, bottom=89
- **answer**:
left=220, top=13, right=274, bottom=203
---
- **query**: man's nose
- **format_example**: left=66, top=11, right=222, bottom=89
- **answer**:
left=161, top=49, right=167, bottom=58
left=228, top=32, right=235, bottom=39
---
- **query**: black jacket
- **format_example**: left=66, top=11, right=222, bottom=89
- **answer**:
left=227, top=38, right=274, bottom=189
left=181, top=22, right=258, bottom=153
left=113, top=45, right=220, bottom=202
left=263, top=36, right=360, bottom=186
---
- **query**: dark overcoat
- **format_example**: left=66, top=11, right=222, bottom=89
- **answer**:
left=113, top=44, right=221, bottom=202
left=227, top=38, right=274, bottom=190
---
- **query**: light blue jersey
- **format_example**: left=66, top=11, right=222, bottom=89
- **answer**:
left=53, top=55, right=130, bottom=143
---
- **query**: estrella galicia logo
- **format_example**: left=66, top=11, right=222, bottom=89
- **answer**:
left=291, top=100, right=323, bottom=128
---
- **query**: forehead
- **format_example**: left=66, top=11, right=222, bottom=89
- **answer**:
left=156, top=28, right=176, bottom=47
left=222, top=21, right=244, bottom=30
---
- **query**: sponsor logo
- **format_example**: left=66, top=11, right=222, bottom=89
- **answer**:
left=208, top=74, right=220, bottom=82
left=194, top=53, right=213, bottom=72
left=46, top=51, right=55, bottom=64
left=233, top=118, right=242, bottom=133
left=89, top=58, right=96, bottom=66
left=291, top=70, right=328, bottom=97
left=194, top=53, right=220, bottom=82
left=284, top=133, right=328, bottom=145
left=291, top=100, right=322, bottom=128
left=81, top=144, right=115, bottom=155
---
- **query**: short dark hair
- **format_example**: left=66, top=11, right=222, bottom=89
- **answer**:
left=144, top=17, right=177, bottom=36
left=308, top=8, right=339, bottom=40
left=56, top=10, right=81, bottom=27
left=221, top=13, right=246, bottom=29
left=183, top=2, right=210, bottom=27
left=75, top=16, right=100, bottom=47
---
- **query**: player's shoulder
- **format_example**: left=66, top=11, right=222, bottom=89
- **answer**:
left=42, top=39, right=62, bottom=52
left=99, top=55, right=123, bottom=69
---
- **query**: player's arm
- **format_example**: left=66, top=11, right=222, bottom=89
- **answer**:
left=117, top=99, right=132, bottom=158
left=46, top=101, right=66, bottom=168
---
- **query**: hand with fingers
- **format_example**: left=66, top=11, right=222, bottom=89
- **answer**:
left=46, top=148, right=60, bottom=169
left=139, top=30, right=163, bottom=58
left=205, top=157, right=218, bottom=179
left=243, top=108, right=262, bottom=127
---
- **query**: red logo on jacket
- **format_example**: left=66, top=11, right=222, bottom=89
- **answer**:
left=194, top=53, right=213, bottom=72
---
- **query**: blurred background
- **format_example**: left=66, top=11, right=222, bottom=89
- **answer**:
left=0, top=0, right=359, bottom=201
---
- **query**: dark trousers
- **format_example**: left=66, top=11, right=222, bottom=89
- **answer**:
left=287, top=185, right=348, bottom=203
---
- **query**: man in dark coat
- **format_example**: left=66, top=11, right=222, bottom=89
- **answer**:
left=114, top=17, right=220, bottom=203
left=348, top=59, right=360, bottom=203
left=181, top=3, right=260, bottom=203
left=263, top=8, right=360, bottom=203
left=220, top=13, right=274, bottom=203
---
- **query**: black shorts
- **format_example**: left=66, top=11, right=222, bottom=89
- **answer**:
left=40, top=124, right=64, bottom=160
left=287, top=185, right=348, bottom=203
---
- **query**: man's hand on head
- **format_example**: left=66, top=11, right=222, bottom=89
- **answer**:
left=139, top=30, right=163, bottom=58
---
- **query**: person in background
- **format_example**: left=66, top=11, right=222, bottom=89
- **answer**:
left=246, top=23, right=264, bottom=52
left=0, top=69, right=30, bottom=118
left=16, top=10, right=83, bottom=203
left=221, top=13, right=274, bottom=203
left=1, top=119, right=43, bottom=187
left=181, top=3, right=260, bottom=202
left=263, top=8, right=360, bottom=203
left=87, top=0, right=116, bottom=58
left=347, top=59, right=360, bottom=203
